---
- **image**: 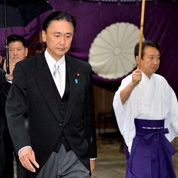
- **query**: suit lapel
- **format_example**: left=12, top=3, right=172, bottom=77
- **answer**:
left=33, top=53, right=61, bottom=121
left=64, top=56, right=81, bottom=124
left=33, top=54, right=84, bottom=124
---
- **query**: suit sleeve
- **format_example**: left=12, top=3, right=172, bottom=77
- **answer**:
left=0, top=69, right=10, bottom=111
left=85, top=65, right=97, bottom=158
left=5, top=63, right=31, bottom=153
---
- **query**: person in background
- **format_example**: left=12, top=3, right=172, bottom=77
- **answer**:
left=6, top=11, right=97, bottom=178
left=0, top=34, right=28, bottom=178
left=113, top=40, right=178, bottom=178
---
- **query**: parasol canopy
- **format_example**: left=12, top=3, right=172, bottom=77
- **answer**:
left=0, top=0, right=53, bottom=28
left=0, top=0, right=53, bottom=73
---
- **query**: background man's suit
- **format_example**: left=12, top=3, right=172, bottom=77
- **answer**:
left=6, top=52, right=97, bottom=178
left=0, top=69, right=6, bottom=177
left=0, top=68, right=14, bottom=178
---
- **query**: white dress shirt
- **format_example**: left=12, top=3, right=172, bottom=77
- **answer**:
left=45, top=49, right=66, bottom=97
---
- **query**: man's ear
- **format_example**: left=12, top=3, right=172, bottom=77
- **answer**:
left=25, top=48, right=28, bottom=57
left=41, top=30, right=46, bottom=43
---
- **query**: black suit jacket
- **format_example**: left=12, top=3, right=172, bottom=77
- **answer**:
left=0, top=68, right=6, bottom=175
left=0, top=68, right=13, bottom=177
left=6, top=52, right=97, bottom=178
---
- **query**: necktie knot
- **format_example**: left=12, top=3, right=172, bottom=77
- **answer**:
left=53, top=64, right=59, bottom=76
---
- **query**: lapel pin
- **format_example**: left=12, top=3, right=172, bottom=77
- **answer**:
left=75, top=72, right=80, bottom=84
left=76, top=73, right=80, bottom=78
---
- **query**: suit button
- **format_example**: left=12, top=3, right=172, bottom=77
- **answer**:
left=60, top=110, right=64, bottom=114
left=59, top=123, right=63, bottom=127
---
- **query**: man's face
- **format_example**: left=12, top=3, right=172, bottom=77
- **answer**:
left=42, top=20, right=74, bottom=61
left=140, top=46, right=160, bottom=78
left=9, top=41, right=28, bottom=63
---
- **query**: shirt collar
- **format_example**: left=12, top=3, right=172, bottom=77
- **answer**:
left=142, top=71, right=154, bottom=81
left=44, top=49, right=66, bottom=72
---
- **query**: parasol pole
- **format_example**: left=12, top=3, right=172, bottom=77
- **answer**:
left=138, top=0, right=146, bottom=69
left=4, top=0, right=10, bottom=74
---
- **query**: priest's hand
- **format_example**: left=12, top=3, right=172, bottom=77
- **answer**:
left=132, top=68, right=142, bottom=86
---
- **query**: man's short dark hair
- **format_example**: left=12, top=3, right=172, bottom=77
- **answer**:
left=134, top=40, right=160, bottom=58
left=42, top=11, right=76, bottom=32
left=7, top=34, right=27, bottom=48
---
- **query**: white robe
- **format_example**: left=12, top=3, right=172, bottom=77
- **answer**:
left=113, top=72, right=178, bottom=153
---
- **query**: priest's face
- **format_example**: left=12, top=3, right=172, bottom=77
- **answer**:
left=140, top=46, right=160, bottom=78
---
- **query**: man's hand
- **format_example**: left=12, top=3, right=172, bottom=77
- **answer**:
left=18, top=147, right=39, bottom=172
left=90, top=159, right=95, bottom=173
left=3, top=59, right=15, bottom=81
left=120, top=68, right=142, bottom=105
left=132, top=68, right=142, bottom=86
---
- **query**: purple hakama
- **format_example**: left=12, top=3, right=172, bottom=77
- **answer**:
left=125, top=119, right=177, bottom=178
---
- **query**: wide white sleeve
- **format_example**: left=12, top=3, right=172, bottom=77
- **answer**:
left=113, top=90, right=126, bottom=136
left=113, top=87, right=136, bottom=153
left=165, top=84, right=178, bottom=142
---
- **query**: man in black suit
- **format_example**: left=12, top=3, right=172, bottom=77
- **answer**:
left=6, top=11, right=97, bottom=178
left=0, top=34, right=28, bottom=178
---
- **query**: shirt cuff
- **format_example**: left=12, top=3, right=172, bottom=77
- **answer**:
left=90, top=158, right=96, bottom=160
left=18, top=146, right=32, bottom=156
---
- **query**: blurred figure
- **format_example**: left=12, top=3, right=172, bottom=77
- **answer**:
left=0, top=34, right=28, bottom=178
left=113, top=40, right=178, bottom=178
